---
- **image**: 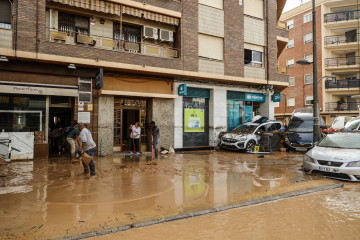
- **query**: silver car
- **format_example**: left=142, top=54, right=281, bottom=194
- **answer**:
left=303, top=132, right=360, bottom=181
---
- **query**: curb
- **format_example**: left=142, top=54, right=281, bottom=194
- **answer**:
left=63, top=182, right=343, bottom=240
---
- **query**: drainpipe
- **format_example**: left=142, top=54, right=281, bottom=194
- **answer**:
left=35, top=0, right=39, bottom=60
left=14, top=0, right=18, bottom=56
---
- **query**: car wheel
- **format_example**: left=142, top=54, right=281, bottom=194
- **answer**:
left=246, top=140, right=256, bottom=152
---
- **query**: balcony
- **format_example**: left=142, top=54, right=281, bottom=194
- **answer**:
left=325, top=79, right=360, bottom=89
left=47, top=28, right=179, bottom=59
left=0, top=27, right=12, bottom=49
left=325, top=56, right=360, bottom=68
left=324, top=10, right=360, bottom=23
left=278, top=65, right=287, bottom=74
left=324, top=33, right=359, bottom=46
left=325, top=100, right=360, bottom=112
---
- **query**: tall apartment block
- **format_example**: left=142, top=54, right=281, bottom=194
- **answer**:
left=277, top=0, right=360, bottom=124
left=0, top=0, right=288, bottom=158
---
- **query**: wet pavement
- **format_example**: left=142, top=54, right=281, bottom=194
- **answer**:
left=0, top=151, right=341, bottom=240
left=91, top=182, right=360, bottom=240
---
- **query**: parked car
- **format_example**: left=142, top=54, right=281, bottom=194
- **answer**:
left=303, top=132, right=360, bottom=181
left=284, top=108, right=326, bottom=152
left=344, top=116, right=360, bottom=131
left=220, top=120, right=284, bottom=152
left=323, top=116, right=354, bottom=133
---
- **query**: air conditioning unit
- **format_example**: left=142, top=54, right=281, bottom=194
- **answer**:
left=143, top=26, right=158, bottom=40
left=159, top=29, right=174, bottom=42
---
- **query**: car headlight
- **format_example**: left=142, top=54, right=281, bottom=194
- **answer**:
left=304, top=155, right=316, bottom=164
left=239, top=137, right=247, bottom=141
left=346, top=161, right=360, bottom=167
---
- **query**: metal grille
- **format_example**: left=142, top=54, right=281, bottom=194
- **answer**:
left=313, top=170, right=351, bottom=180
left=58, top=12, right=75, bottom=33
left=317, top=160, right=344, bottom=167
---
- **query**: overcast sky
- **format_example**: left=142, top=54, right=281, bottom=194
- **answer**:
left=283, top=0, right=310, bottom=13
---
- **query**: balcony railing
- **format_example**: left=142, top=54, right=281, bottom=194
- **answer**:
left=324, top=10, right=360, bottom=23
left=325, top=79, right=360, bottom=89
left=278, top=66, right=287, bottom=74
left=325, top=56, right=360, bottom=67
left=325, top=101, right=360, bottom=112
left=46, top=28, right=179, bottom=59
left=324, top=33, right=359, bottom=45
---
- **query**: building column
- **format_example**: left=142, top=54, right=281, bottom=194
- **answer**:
left=209, top=87, right=227, bottom=147
left=174, top=86, right=183, bottom=149
left=98, top=95, right=114, bottom=155
left=259, top=91, right=275, bottom=120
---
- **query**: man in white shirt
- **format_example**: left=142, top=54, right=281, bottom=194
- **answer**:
left=78, top=122, right=97, bottom=176
left=129, top=122, right=141, bottom=155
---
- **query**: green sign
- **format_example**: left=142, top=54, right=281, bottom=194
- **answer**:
left=184, top=108, right=204, bottom=132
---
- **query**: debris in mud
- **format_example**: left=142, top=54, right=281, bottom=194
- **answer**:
left=0, top=157, right=6, bottom=165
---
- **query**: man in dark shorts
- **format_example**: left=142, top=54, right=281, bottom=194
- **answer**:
left=150, top=121, right=160, bottom=160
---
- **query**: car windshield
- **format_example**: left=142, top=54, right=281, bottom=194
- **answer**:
left=344, top=118, right=360, bottom=130
left=232, top=124, right=258, bottom=133
left=318, top=133, right=360, bottom=149
left=287, top=117, right=313, bottom=132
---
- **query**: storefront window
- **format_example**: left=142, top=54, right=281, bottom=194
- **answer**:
left=0, top=94, right=46, bottom=132
left=227, top=100, right=244, bottom=131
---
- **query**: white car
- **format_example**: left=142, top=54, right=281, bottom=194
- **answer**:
left=220, top=121, right=284, bottom=152
left=303, top=132, right=360, bottom=181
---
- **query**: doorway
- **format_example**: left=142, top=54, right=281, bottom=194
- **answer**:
left=122, top=109, right=140, bottom=146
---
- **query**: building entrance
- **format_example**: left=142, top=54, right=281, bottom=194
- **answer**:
left=114, top=98, right=149, bottom=152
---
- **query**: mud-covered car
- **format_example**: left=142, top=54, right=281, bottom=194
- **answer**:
left=220, top=121, right=284, bottom=152
left=303, top=132, right=360, bottom=181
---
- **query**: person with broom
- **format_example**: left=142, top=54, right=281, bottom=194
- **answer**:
left=150, top=121, right=160, bottom=160
left=78, top=122, right=96, bottom=176
left=129, top=122, right=141, bottom=155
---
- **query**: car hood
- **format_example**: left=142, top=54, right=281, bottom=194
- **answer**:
left=308, top=146, right=360, bottom=162
left=287, top=132, right=313, bottom=144
left=222, top=133, right=249, bottom=140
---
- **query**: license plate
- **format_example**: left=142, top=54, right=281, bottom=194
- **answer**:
left=319, top=166, right=339, bottom=173
left=296, top=147, right=307, bottom=151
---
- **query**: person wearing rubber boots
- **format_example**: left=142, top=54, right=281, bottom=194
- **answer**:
left=78, top=122, right=96, bottom=176
left=150, top=121, right=160, bottom=160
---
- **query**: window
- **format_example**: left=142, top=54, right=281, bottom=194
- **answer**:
left=305, top=74, right=313, bottom=84
left=199, top=34, right=224, bottom=60
left=0, top=0, right=12, bottom=29
left=78, top=78, right=92, bottom=103
left=114, top=23, right=141, bottom=52
left=274, top=101, right=280, bottom=108
left=287, top=20, right=294, bottom=29
left=287, top=58, right=294, bottom=68
left=58, top=12, right=91, bottom=44
left=289, top=77, right=295, bottom=87
left=287, top=98, right=295, bottom=107
left=304, top=33, right=313, bottom=43
left=305, top=53, right=313, bottom=63
left=305, top=95, right=313, bottom=105
left=244, top=49, right=263, bottom=67
left=304, top=13, right=312, bottom=23
left=287, top=39, right=294, bottom=48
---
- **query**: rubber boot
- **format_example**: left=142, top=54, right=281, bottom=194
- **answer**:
left=89, top=161, right=95, bottom=176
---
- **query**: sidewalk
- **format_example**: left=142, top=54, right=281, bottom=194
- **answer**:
left=0, top=151, right=341, bottom=240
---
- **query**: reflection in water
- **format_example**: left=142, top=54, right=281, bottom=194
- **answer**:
left=0, top=152, right=335, bottom=239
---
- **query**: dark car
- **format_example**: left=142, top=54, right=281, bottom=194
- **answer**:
left=284, top=108, right=325, bottom=152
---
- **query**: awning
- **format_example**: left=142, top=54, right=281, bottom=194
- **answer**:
left=48, top=0, right=121, bottom=16
left=122, top=6, right=179, bottom=26
left=101, top=90, right=178, bottom=99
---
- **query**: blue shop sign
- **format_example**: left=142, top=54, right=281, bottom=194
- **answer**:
left=178, top=84, right=187, bottom=96
left=271, top=93, right=282, bottom=102
left=245, top=93, right=265, bottom=102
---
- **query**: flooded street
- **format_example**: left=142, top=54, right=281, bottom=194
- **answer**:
left=0, top=151, right=346, bottom=239
left=92, top=182, right=360, bottom=240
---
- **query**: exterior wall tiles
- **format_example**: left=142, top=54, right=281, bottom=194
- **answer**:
left=244, top=66, right=266, bottom=79
left=98, top=95, right=114, bottom=156
left=199, top=59, right=224, bottom=75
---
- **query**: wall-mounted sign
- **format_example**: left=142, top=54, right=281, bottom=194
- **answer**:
left=184, top=108, right=204, bottom=132
left=78, top=112, right=90, bottom=123
left=178, top=84, right=187, bottom=96
left=87, top=103, right=93, bottom=111
left=271, top=93, right=282, bottom=102
left=245, top=93, right=265, bottom=102
left=78, top=102, right=84, bottom=111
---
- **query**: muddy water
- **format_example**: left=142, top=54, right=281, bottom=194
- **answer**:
left=92, top=183, right=360, bottom=240
left=0, top=152, right=338, bottom=239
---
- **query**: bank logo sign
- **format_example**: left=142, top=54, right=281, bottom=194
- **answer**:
left=245, top=93, right=265, bottom=102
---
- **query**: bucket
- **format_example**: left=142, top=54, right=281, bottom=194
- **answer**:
left=81, top=152, right=92, bottom=166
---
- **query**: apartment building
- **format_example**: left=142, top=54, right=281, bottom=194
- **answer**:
left=276, top=0, right=360, bottom=124
left=0, top=0, right=288, bottom=158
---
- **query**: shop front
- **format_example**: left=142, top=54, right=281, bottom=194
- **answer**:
left=227, top=91, right=265, bottom=131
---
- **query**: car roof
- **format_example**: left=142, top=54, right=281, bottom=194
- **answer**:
left=292, top=107, right=313, bottom=114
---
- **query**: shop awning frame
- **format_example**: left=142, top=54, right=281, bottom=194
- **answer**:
left=100, top=90, right=178, bottom=99
left=48, top=0, right=121, bottom=16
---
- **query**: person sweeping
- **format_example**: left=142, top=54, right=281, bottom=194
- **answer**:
left=150, top=121, right=160, bottom=161
left=129, top=122, right=141, bottom=156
